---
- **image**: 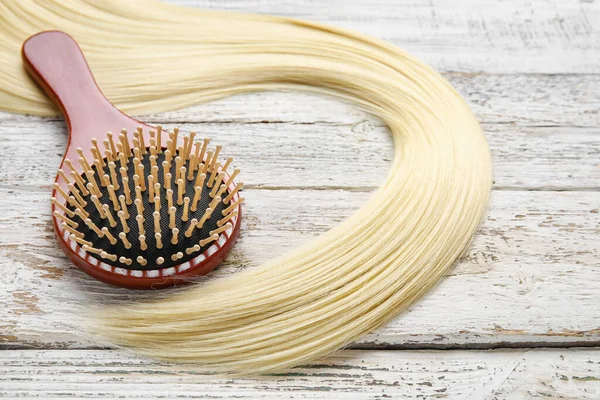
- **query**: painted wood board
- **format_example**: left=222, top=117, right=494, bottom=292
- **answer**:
left=1, top=188, right=598, bottom=349
left=0, top=0, right=598, bottom=398
left=1, top=349, right=599, bottom=399
left=3, top=74, right=598, bottom=127
left=170, top=0, right=600, bottom=73
left=1, top=90, right=598, bottom=191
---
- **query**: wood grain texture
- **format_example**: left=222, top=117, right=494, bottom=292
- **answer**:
left=1, top=188, right=598, bottom=349
left=1, top=349, right=599, bottom=399
left=170, top=0, right=600, bottom=73
left=1, top=0, right=598, bottom=397
left=4, top=74, right=598, bottom=127
left=1, top=77, right=599, bottom=191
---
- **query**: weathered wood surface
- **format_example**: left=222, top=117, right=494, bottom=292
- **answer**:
left=1, top=81, right=599, bottom=191
left=1, top=0, right=598, bottom=397
left=1, top=349, right=599, bottom=399
left=4, top=74, right=598, bottom=127
left=1, top=188, right=598, bottom=348
left=172, top=0, right=600, bottom=74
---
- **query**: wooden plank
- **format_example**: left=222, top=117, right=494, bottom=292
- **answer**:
left=3, top=74, right=598, bottom=127
left=1, top=188, right=598, bottom=349
left=1, top=349, right=599, bottom=399
left=169, top=0, right=600, bottom=73
left=1, top=120, right=596, bottom=190
left=1, top=86, right=598, bottom=190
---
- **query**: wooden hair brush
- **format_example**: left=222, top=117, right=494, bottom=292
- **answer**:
left=22, top=31, right=243, bottom=289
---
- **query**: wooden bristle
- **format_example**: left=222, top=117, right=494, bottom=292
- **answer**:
left=121, top=128, right=131, bottom=155
left=101, top=251, right=118, bottom=262
left=199, top=234, right=219, bottom=247
left=57, top=169, right=71, bottom=185
left=156, top=126, right=162, bottom=154
left=165, top=172, right=172, bottom=191
left=102, top=204, right=117, bottom=227
left=51, top=197, right=75, bottom=218
left=90, top=195, right=106, bottom=218
left=191, top=186, right=202, bottom=212
left=207, top=163, right=220, bottom=188
left=118, top=210, right=130, bottom=233
left=91, top=139, right=105, bottom=167
left=177, top=179, right=184, bottom=205
left=62, top=222, right=83, bottom=238
left=139, top=235, right=147, bottom=251
left=224, top=182, right=243, bottom=204
left=213, top=173, right=225, bottom=193
left=108, top=184, right=120, bottom=211
left=186, top=244, right=200, bottom=255
left=82, top=245, right=102, bottom=255
left=101, top=227, right=118, bottom=245
left=210, top=222, right=232, bottom=237
left=136, top=215, right=145, bottom=236
left=119, top=232, right=132, bottom=249
left=186, top=132, right=196, bottom=159
left=182, top=138, right=189, bottom=163
left=210, top=145, right=222, bottom=173
left=153, top=211, right=161, bottom=234
left=54, top=211, right=78, bottom=228
left=182, top=197, right=190, bottom=222
left=172, top=128, right=179, bottom=153
left=215, top=184, right=227, bottom=200
left=84, top=218, right=103, bottom=237
left=109, top=162, right=120, bottom=190
left=102, top=173, right=111, bottom=188
left=106, top=132, right=117, bottom=156
left=194, top=172, right=206, bottom=189
left=208, top=196, right=222, bottom=211
left=185, top=218, right=198, bottom=238
left=217, top=210, right=238, bottom=228
left=188, top=154, right=197, bottom=180
left=119, top=196, right=129, bottom=218
left=66, top=185, right=84, bottom=206
left=95, top=161, right=107, bottom=186
left=204, top=151, right=213, bottom=173
left=154, top=196, right=160, bottom=213
left=224, top=169, right=240, bottom=188
left=70, top=234, right=92, bottom=247
left=199, top=138, right=209, bottom=163
left=196, top=207, right=213, bottom=230
left=137, top=164, right=146, bottom=190
left=223, top=197, right=245, bottom=216
left=168, top=206, right=176, bottom=229
left=119, top=256, right=132, bottom=266
left=76, top=148, right=92, bottom=174
left=69, top=170, right=88, bottom=195
left=209, top=174, right=224, bottom=197
left=57, top=128, right=242, bottom=270
left=222, top=157, right=233, bottom=174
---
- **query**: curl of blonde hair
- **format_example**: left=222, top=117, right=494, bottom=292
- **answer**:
left=0, top=0, right=492, bottom=374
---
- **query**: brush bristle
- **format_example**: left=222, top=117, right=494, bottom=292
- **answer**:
left=54, top=126, right=244, bottom=270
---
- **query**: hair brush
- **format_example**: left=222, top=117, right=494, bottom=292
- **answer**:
left=22, top=31, right=243, bottom=289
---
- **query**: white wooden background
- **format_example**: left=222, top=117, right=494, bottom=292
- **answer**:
left=1, top=0, right=599, bottom=398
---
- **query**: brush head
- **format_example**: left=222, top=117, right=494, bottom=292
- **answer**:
left=51, top=126, right=243, bottom=289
